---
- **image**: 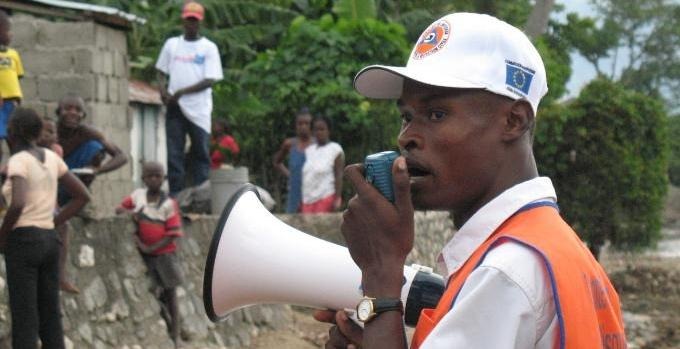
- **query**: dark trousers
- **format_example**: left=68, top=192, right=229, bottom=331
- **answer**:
left=4, top=226, right=64, bottom=349
left=166, top=103, right=210, bottom=196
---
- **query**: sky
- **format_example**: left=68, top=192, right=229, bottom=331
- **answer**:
left=556, top=0, right=600, bottom=98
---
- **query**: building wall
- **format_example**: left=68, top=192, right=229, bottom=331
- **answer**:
left=129, top=103, right=167, bottom=189
left=10, top=13, right=133, bottom=215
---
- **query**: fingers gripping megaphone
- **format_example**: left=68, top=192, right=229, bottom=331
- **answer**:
left=203, top=184, right=444, bottom=326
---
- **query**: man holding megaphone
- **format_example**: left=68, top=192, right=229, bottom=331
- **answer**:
left=315, top=12, right=626, bottom=349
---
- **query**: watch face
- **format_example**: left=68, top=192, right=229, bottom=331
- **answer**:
left=357, top=299, right=373, bottom=321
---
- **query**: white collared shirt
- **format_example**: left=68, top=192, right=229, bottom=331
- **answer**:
left=420, top=177, right=559, bottom=349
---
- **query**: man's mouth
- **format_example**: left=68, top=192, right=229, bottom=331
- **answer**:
left=406, top=159, right=431, bottom=180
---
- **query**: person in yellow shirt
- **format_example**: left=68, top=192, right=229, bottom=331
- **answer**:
left=0, top=9, right=24, bottom=162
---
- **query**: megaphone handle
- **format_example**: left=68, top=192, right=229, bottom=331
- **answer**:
left=344, top=308, right=365, bottom=328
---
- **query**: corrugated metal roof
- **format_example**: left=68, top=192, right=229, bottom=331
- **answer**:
left=2, top=0, right=146, bottom=27
left=30, top=0, right=145, bottom=24
left=129, top=79, right=162, bottom=105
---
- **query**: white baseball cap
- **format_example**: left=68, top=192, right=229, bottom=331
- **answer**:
left=353, top=13, right=548, bottom=114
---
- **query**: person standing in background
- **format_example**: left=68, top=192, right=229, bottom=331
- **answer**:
left=0, top=9, right=24, bottom=163
left=116, top=162, right=184, bottom=348
left=156, top=1, right=224, bottom=197
left=210, top=118, right=239, bottom=169
left=300, top=115, right=344, bottom=214
left=272, top=107, right=314, bottom=213
left=0, top=108, right=90, bottom=349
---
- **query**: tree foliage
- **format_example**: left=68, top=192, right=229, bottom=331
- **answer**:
left=668, top=115, right=680, bottom=186
left=534, top=78, right=669, bottom=257
left=90, top=0, right=671, bottom=255
left=561, top=0, right=680, bottom=109
left=215, top=14, right=409, bottom=202
left=94, top=0, right=303, bottom=80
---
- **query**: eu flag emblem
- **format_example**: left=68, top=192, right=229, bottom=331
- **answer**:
left=505, top=62, right=534, bottom=95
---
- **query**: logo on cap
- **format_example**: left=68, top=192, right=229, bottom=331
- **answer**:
left=505, top=60, right=535, bottom=96
left=413, top=20, right=450, bottom=60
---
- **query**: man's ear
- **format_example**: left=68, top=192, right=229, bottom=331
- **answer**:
left=502, top=100, right=534, bottom=142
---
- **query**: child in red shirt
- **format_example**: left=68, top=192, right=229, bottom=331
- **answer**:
left=116, top=161, right=183, bottom=347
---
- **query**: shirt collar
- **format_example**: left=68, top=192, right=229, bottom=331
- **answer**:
left=437, top=177, right=557, bottom=278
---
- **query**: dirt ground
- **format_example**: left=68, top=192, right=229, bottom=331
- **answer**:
left=246, top=308, right=329, bottom=349
left=245, top=186, right=680, bottom=349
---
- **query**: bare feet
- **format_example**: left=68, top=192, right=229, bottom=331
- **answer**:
left=60, top=280, right=80, bottom=294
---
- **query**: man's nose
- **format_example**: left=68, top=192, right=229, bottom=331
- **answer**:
left=398, top=122, right=422, bottom=152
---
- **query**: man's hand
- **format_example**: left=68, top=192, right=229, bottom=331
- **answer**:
left=314, top=309, right=363, bottom=349
left=341, top=156, right=414, bottom=296
left=167, top=88, right=186, bottom=105
left=167, top=92, right=181, bottom=105
left=161, top=89, right=182, bottom=105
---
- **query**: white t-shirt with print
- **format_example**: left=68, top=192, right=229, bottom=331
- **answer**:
left=155, top=36, right=224, bottom=133
left=302, top=142, right=343, bottom=204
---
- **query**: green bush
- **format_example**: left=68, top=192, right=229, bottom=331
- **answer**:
left=668, top=115, right=680, bottom=186
left=534, top=78, right=669, bottom=257
left=214, top=15, right=410, bottom=207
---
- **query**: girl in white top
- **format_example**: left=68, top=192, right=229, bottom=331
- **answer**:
left=301, top=116, right=344, bottom=213
left=0, top=108, right=90, bottom=348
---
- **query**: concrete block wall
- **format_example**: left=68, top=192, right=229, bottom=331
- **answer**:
left=9, top=13, right=133, bottom=215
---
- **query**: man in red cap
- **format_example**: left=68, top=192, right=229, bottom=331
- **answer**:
left=156, top=1, right=223, bottom=197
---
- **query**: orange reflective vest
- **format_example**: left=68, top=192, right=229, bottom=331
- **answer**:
left=412, top=204, right=626, bottom=349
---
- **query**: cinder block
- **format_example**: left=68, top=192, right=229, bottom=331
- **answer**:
left=22, top=49, right=72, bottom=75
left=109, top=104, right=129, bottom=130
left=19, top=101, right=47, bottom=117
left=90, top=103, right=112, bottom=129
left=44, top=102, right=59, bottom=119
left=39, top=21, right=96, bottom=48
left=10, top=17, right=38, bottom=51
left=108, top=77, right=119, bottom=104
left=20, top=77, right=39, bottom=100
left=83, top=103, right=94, bottom=124
left=37, top=75, right=95, bottom=102
left=113, top=52, right=128, bottom=78
left=93, top=51, right=114, bottom=76
left=73, top=48, right=95, bottom=74
left=96, top=76, right=108, bottom=103
left=103, top=51, right=113, bottom=76
left=92, top=51, right=105, bottom=75
left=95, top=25, right=109, bottom=49
left=108, top=30, right=127, bottom=54
left=118, top=78, right=129, bottom=105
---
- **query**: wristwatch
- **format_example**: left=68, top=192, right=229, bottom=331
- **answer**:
left=356, top=296, right=404, bottom=323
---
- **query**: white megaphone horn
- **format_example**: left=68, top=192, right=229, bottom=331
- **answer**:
left=203, top=184, right=444, bottom=326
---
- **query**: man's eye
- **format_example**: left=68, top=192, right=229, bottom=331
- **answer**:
left=401, top=113, right=413, bottom=123
left=429, top=110, right=446, bottom=121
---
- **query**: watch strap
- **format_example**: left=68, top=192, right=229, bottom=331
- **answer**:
left=373, top=298, right=404, bottom=314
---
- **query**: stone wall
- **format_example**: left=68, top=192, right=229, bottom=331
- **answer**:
left=0, top=211, right=454, bottom=348
left=9, top=13, right=133, bottom=215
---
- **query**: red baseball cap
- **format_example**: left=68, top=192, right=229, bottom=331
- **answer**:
left=182, top=2, right=205, bottom=21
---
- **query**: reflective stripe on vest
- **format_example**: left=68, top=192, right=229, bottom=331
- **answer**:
left=411, top=204, right=626, bottom=349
